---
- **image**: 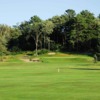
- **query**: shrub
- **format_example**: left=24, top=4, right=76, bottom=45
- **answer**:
left=37, top=49, right=49, bottom=55
left=10, top=46, right=21, bottom=52
left=96, top=53, right=100, bottom=61
left=50, top=43, right=61, bottom=51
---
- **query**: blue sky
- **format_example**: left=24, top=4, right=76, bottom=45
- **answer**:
left=0, top=0, right=100, bottom=26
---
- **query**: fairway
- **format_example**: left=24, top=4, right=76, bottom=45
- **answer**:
left=0, top=55, right=100, bottom=100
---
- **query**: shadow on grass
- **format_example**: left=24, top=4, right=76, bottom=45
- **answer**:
left=71, top=68, right=100, bottom=71
left=60, top=50, right=93, bottom=56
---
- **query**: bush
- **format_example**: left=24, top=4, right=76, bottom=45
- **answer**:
left=50, top=43, right=61, bottom=51
left=37, top=49, right=49, bottom=55
left=0, top=52, right=4, bottom=62
left=96, top=53, right=100, bottom=61
left=10, top=46, right=21, bottom=52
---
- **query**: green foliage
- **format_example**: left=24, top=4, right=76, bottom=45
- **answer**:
left=65, top=9, right=76, bottom=18
left=96, top=53, right=100, bottom=61
left=96, top=38, right=100, bottom=52
left=37, top=49, right=49, bottom=55
left=0, top=9, right=100, bottom=54
left=0, top=51, right=8, bottom=62
left=10, top=46, right=21, bottom=52
left=50, top=42, right=62, bottom=51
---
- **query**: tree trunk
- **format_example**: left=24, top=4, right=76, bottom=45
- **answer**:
left=44, top=34, right=45, bottom=49
left=48, top=41, right=50, bottom=50
left=35, top=34, right=38, bottom=56
left=48, top=38, right=50, bottom=50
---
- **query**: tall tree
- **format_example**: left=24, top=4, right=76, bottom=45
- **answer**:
left=0, top=24, right=13, bottom=52
left=65, top=9, right=76, bottom=19
left=29, top=16, right=42, bottom=55
left=18, top=21, right=34, bottom=50
left=42, top=20, right=54, bottom=50
left=50, top=15, right=67, bottom=48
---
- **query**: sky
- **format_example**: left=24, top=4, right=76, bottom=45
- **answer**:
left=0, top=0, right=100, bottom=26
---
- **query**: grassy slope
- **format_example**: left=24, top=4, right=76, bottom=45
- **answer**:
left=0, top=53, right=100, bottom=100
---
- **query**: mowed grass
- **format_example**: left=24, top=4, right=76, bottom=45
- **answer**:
left=0, top=54, right=100, bottom=100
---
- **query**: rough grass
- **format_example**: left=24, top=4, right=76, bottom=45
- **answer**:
left=0, top=53, right=100, bottom=100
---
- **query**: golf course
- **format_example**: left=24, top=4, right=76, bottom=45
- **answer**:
left=0, top=0, right=100, bottom=100
left=0, top=53, right=100, bottom=100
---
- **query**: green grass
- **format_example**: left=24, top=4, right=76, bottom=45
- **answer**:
left=0, top=54, right=100, bottom=100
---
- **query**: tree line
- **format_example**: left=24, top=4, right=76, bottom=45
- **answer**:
left=0, top=9, right=100, bottom=56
